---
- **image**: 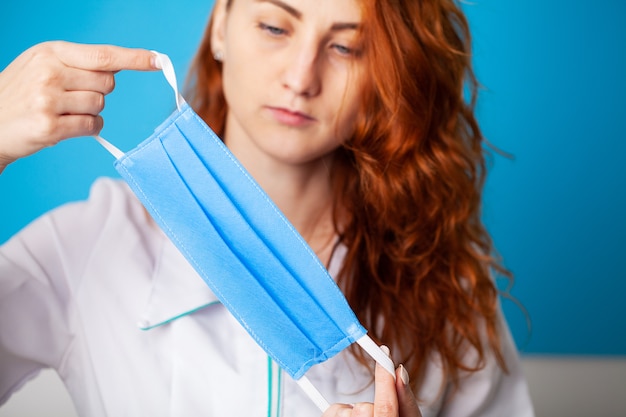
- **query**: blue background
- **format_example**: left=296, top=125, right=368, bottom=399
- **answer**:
left=1, top=1, right=625, bottom=355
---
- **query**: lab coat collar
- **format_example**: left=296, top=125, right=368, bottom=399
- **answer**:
left=138, top=237, right=220, bottom=330
left=137, top=234, right=347, bottom=331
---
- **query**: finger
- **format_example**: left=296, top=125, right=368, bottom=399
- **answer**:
left=55, top=114, right=104, bottom=140
left=64, top=69, right=116, bottom=95
left=57, top=91, right=105, bottom=116
left=352, top=402, right=374, bottom=416
left=322, top=403, right=355, bottom=417
left=374, top=346, right=398, bottom=417
left=396, top=365, right=422, bottom=417
left=52, top=41, right=158, bottom=72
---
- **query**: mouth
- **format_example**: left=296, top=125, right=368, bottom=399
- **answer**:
left=266, top=106, right=316, bottom=127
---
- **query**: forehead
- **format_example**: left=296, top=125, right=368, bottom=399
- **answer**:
left=239, top=0, right=362, bottom=22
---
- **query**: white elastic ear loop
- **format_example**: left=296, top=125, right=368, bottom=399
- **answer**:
left=94, top=51, right=182, bottom=158
left=357, top=334, right=396, bottom=378
left=296, top=376, right=331, bottom=412
left=151, top=51, right=184, bottom=111
left=94, top=135, right=124, bottom=159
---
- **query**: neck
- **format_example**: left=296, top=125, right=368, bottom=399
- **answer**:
left=229, top=147, right=338, bottom=265
left=258, top=156, right=336, bottom=236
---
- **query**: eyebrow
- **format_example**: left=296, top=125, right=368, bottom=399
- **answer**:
left=258, top=0, right=301, bottom=18
left=330, top=22, right=360, bottom=32
left=256, top=0, right=360, bottom=32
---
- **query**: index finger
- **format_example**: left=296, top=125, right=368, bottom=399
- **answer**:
left=374, top=347, right=399, bottom=417
left=52, top=41, right=158, bottom=72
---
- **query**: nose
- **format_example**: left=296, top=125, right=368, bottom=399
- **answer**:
left=282, top=43, right=321, bottom=98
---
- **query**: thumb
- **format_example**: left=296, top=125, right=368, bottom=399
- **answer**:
left=396, top=365, right=422, bottom=417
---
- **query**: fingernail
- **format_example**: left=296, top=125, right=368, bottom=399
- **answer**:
left=399, top=364, right=410, bottom=386
left=381, top=345, right=391, bottom=357
left=151, top=52, right=162, bottom=69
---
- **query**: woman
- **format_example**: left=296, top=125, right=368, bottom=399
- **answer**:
left=0, top=0, right=533, bottom=415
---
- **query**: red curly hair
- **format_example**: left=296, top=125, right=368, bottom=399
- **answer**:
left=186, top=0, right=509, bottom=395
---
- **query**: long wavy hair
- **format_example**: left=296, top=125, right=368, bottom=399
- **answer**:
left=186, top=0, right=509, bottom=396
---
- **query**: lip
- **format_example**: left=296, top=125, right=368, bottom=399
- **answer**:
left=266, top=106, right=316, bottom=127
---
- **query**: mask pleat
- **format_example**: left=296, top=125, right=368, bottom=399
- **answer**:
left=163, top=124, right=338, bottom=339
left=181, top=109, right=364, bottom=332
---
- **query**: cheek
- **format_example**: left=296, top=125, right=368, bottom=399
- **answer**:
left=221, top=49, right=260, bottom=110
left=332, top=81, right=364, bottom=140
left=223, top=23, right=264, bottom=81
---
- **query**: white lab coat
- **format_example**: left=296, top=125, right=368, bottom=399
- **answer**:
left=0, top=178, right=534, bottom=416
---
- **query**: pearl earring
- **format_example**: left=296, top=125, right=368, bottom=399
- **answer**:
left=213, top=51, right=223, bottom=62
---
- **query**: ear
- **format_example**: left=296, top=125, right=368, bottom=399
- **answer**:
left=211, top=0, right=229, bottom=58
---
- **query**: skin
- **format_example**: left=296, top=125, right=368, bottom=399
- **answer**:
left=0, top=1, right=423, bottom=415
left=0, top=41, right=158, bottom=174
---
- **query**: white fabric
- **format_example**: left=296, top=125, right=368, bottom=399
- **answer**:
left=0, top=178, right=534, bottom=416
left=150, top=51, right=183, bottom=111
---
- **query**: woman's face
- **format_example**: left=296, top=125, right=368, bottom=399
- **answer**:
left=212, top=0, right=365, bottom=168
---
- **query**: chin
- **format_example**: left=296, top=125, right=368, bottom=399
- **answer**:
left=277, top=148, right=338, bottom=167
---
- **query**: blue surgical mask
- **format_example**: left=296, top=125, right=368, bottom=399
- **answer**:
left=95, top=52, right=394, bottom=411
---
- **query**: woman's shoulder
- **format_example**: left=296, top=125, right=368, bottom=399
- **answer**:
left=4, top=177, right=160, bottom=260
left=52, top=177, right=152, bottom=232
left=50, top=177, right=164, bottom=253
left=1, top=177, right=164, bottom=291
left=80, top=176, right=143, bottom=214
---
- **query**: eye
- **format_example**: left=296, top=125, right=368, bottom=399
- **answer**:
left=331, top=43, right=359, bottom=57
left=258, top=22, right=287, bottom=37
